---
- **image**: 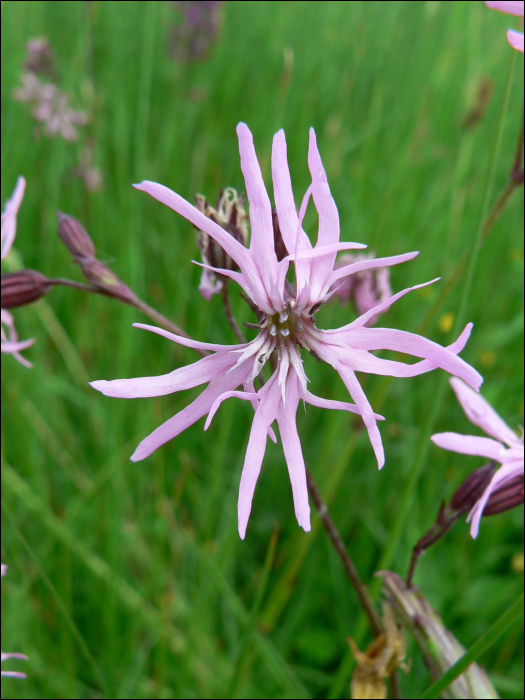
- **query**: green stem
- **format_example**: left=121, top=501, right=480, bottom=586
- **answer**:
left=419, top=592, right=524, bottom=700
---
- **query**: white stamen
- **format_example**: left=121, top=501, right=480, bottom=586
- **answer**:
left=294, top=317, right=304, bottom=332
left=270, top=324, right=277, bottom=337
left=279, top=311, right=289, bottom=323
left=279, top=328, right=290, bottom=337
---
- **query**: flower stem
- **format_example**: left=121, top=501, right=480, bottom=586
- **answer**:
left=305, top=467, right=384, bottom=637
left=48, top=277, right=207, bottom=356
left=221, top=281, right=247, bottom=343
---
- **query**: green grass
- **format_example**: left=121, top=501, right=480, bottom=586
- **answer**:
left=1, top=2, right=523, bottom=698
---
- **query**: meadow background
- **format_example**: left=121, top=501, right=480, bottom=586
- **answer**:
left=1, top=1, right=523, bottom=698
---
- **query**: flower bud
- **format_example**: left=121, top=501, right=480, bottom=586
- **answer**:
left=1, top=270, right=52, bottom=309
left=57, top=211, right=96, bottom=260
left=78, top=258, right=137, bottom=304
left=195, top=188, right=248, bottom=300
left=450, top=462, right=495, bottom=512
left=482, top=473, right=524, bottom=516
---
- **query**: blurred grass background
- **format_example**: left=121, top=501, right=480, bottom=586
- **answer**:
left=1, top=1, right=523, bottom=698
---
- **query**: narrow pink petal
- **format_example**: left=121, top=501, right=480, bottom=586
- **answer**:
left=245, top=379, right=278, bottom=443
left=271, top=130, right=313, bottom=257
left=91, top=351, right=238, bottom=398
left=1, top=666, right=28, bottom=679
left=236, top=123, right=278, bottom=278
left=304, top=390, right=385, bottom=419
left=327, top=251, right=419, bottom=287
left=485, top=1, right=524, bottom=17
left=431, top=433, right=506, bottom=460
left=449, top=378, right=519, bottom=447
left=467, top=460, right=524, bottom=537
left=326, top=279, right=440, bottom=333
left=1, top=176, right=26, bottom=260
left=204, top=389, right=257, bottom=430
left=1, top=564, right=7, bottom=577
left=1, top=653, right=29, bottom=662
left=131, top=362, right=251, bottom=461
left=192, top=260, right=245, bottom=287
left=238, top=374, right=282, bottom=538
left=343, top=327, right=483, bottom=391
left=131, top=322, right=246, bottom=352
left=1, top=338, right=35, bottom=354
left=290, top=241, right=368, bottom=261
left=277, top=373, right=311, bottom=532
left=319, top=323, right=474, bottom=379
left=307, top=129, right=341, bottom=298
left=508, top=28, right=524, bottom=50
left=334, top=361, right=385, bottom=468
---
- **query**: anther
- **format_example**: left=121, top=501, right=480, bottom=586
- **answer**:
left=279, top=328, right=290, bottom=337
left=270, top=324, right=277, bottom=337
left=279, top=311, right=289, bottom=323
left=309, top=301, right=324, bottom=316
left=294, top=317, right=304, bottom=332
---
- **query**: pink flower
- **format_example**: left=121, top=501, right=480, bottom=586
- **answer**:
left=485, top=1, right=524, bottom=52
left=1, top=564, right=28, bottom=679
left=92, top=124, right=482, bottom=538
left=1, top=177, right=34, bottom=368
left=432, top=378, right=524, bottom=538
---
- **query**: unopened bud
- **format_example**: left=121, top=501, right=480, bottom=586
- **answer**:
left=1, top=270, right=52, bottom=309
left=450, top=462, right=495, bottom=512
left=195, top=188, right=248, bottom=300
left=483, top=473, right=524, bottom=516
left=57, top=211, right=96, bottom=260
left=79, top=258, right=136, bottom=304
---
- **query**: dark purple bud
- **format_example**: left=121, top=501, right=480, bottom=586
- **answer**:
left=483, top=474, right=524, bottom=516
left=78, top=259, right=136, bottom=304
left=1, top=270, right=52, bottom=309
left=57, top=211, right=96, bottom=260
left=450, top=462, right=496, bottom=512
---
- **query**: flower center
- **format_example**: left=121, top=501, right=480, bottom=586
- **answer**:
left=268, top=309, right=305, bottom=339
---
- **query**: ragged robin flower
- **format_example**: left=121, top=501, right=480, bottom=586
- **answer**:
left=92, top=124, right=482, bottom=538
left=432, top=378, right=524, bottom=538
